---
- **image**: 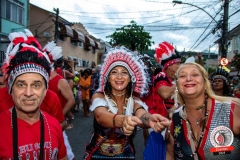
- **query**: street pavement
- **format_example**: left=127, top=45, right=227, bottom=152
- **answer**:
left=65, top=107, right=145, bottom=160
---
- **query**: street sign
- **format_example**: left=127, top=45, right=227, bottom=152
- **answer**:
left=220, top=58, right=229, bottom=66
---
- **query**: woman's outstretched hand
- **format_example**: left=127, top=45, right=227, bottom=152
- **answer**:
left=122, top=114, right=171, bottom=136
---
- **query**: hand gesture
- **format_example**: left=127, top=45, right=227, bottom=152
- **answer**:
left=122, top=116, right=142, bottom=136
left=148, top=114, right=171, bottom=133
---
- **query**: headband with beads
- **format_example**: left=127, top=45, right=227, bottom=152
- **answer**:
left=2, top=29, right=51, bottom=93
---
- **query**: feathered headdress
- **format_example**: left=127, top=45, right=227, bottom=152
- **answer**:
left=3, top=29, right=51, bottom=93
left=154, top=41, right=181, bottom=69
left=211, top=66, right=230, bottom=85
left=97, top=46, right=150, bottom=96
left=42, top=41, right=63, bottom=63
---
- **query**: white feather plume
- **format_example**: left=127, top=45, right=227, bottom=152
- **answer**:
left=104, top=93, right=117, bottom=114
left=43, top=41, right=62, bottom=61
left=24, top=29, right=33, bottom=37
left=125, top=97, right=134, bottom=116
left=185, top=56, right=195, bottom=63
left=43, top=41, right=56, bottom=52
left=50, top=46, right=63, bottom=60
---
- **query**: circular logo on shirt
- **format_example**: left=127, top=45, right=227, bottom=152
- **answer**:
left=210, top=126, right=233, bottom=147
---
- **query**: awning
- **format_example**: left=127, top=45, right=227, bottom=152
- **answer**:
left=84, top=36, right=95, bottom=47
left=71, top=29, right=85, bottom=43
left=59, top=24, right=73, bottom=37
left=94, top=41, right=102, bottom=49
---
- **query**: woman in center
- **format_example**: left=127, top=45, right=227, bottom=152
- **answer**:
left=83, top=46, right=171, bottom=160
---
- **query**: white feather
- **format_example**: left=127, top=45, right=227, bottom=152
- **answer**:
left=104, top=93, right=117, bottom=114
left=125, top=97, right=134, bottom=116
left=43, top=41, right=56, bottom=52
left=9, top=43, right=21, bottom=56
left=50, top=46, right=63, bottom=60
left=18, top=32, right=27, bottom=41
left=42, top=51, right=51, bottom=63
left=24, top=29, right=33, bottom=37
left=185, top=56, right=195, bottom=63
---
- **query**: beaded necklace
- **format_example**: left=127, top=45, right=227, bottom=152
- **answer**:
left=11, top=107, right=52, bottom=159
left=183, top=96, right=208, bottom=158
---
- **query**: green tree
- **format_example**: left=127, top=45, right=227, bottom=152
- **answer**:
left=106, top=20, right=154, bottom=53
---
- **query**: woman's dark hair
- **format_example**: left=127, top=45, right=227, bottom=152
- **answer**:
left=82, top=69, right=90, bottom=76
left=222, top=81, right=232, bottom=96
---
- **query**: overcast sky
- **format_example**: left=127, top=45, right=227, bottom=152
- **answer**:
left=30, top=0, right=240, bottom=53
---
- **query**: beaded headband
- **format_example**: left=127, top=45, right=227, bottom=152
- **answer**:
left=3, top=29, right=51, bottom=93
left=97, top=46, right=150, bottom=95
left=8, top=63, right=49, bottom=93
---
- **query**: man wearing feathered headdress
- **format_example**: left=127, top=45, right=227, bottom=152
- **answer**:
left=0, top=29, right=67, bottom=159
left=143, top=41, right=181, bottom=160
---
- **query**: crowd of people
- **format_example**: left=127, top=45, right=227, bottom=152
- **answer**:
left=1, top=29, right=240, bottom=160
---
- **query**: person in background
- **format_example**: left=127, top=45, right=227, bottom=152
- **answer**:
left=0, top=29, right=67, bottom=159
left=79, top=69, right=91, bottom=117
left=90, top=65, right=101, bottom=99
left=0, top=63, right=6, bottom=88
left=166, top=62, right=240, bottom=160
left=83, top=46, right=171, bottom=160
left=43, top=41, right=76, bottom=160
left=144, top=42, right=181, bottom=160
left=211, top=67, right=232, bottom=96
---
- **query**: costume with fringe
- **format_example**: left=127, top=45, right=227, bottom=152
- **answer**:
left=84, top=46, right=150, bottom=160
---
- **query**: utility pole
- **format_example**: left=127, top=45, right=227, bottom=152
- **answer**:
left=53, top=8, right=59, bottom=42
left=221, top=0, right=229, bottom=58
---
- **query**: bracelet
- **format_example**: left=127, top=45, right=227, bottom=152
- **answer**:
left=134, top=106, right=144, bottom=115
left=113, top=114, right=118, bottom=127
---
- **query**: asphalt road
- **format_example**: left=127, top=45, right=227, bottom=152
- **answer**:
left=65, top=106, right=145, bottom=160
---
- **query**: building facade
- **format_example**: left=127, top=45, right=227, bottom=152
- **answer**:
left=0, top=0, right=29, bottom=63
left=28, top=4, right=105, bottom=71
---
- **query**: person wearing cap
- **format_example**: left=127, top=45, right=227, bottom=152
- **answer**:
left=0, top=29, right=67, bottom=159
left=83, top=46, right=171, bottom=160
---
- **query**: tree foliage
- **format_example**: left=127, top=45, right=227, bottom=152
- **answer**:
left=106, top=20, right=154, bottom=53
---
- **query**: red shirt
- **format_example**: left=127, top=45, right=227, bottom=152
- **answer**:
left=0, top=87, right=65, bottom=123
left=0, top=110, right=66, bottom=159
left=48, top=74, right=67, bottom=109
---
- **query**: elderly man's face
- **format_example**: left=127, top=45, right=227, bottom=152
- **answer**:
left=11, top=73, right=47, bottom=114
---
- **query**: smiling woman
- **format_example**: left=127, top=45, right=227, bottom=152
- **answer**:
left=83, top=46, right=171, bottom=160
left=166, top=62, right=240, bottom=160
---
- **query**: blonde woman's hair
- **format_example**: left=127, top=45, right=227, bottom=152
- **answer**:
left=176, top=62, right=240, bottom=106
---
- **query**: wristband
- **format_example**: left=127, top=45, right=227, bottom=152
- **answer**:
left=113, top=114, right=118, bottom=127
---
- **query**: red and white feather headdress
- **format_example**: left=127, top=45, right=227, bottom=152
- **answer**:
left=154, top=41, right=181, bottom=69
left=3, top=29, right=51, bottom=93
left=42, top=41, right=63, bottom=63
left=97, top=46, right=150, bottom=96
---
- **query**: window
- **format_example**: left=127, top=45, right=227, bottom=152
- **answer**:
left=71, top=40, right=77, bottom=46
left=78, top=42, right=82, bottom=48
left=59, top=35, right=65, bottom=41
left=234, top=36, right=240, bottom=50
left=0, top=51, right=4, bottom=63
left=82, top=60, right=86, bottom=67
left=92, top=47, right=95, bottom=54
left=1, top=0, right=24, bottom=25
